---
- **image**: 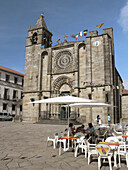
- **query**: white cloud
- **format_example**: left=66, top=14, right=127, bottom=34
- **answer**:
left=123, top=79, right=128, bottom=89
left=118, top=1, right=128, bottom=32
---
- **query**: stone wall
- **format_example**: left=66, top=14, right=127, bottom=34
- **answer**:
left=122, top=94, right=128, bottom=123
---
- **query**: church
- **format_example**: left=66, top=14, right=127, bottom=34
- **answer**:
left=23, top=15, right=123, bottom=124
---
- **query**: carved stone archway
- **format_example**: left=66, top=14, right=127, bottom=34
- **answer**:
left=53, top=76, right=73, bottom=93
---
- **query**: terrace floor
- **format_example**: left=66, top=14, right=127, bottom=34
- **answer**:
left=0, top=122, right=127, bottom=170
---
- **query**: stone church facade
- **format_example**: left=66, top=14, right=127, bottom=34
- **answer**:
left=23, top=15, right=123, bottom=124
left=122, top=89, right=128, bottom=123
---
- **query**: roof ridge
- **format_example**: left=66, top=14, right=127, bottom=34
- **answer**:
left=0, top=66, right=24, bottom=76
left=122, top=89, right=128, bottom=95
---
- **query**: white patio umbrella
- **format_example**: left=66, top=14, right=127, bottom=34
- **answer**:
left=28, top=96, right=96, bottom=149
left=69, top=102, right=112, bottom=123
left=28, top=96, right=96, bottom=104
left=29, top=96, right=96, bottom=125
left=28, top=95, right=96, bottom=125
left=28, top=96, right=96, bottom=124
left=69, top=102, right=112, bottom=108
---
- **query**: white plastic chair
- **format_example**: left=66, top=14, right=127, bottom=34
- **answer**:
left=58, top=132, right=69, bottom=155
left=99, top=124, right=109, bottom=128
left=47, top=132, right=59, bottom=149
left=105, top=136, right=119, bottom=167
left=95, top=129, right=108, bottom=143
left=58, top=138, right=67, bottom=155
left=118, top=144, right=128, bottom=168
left=113, top=129, right=122, bottom=136
left=105, top=136, right=119, bottom=149
left=74, top=136, right=92, bottom=159
left=88, top=143, right=97, bottom=164
left=74, top=136, right=87, bottom=158
left=96, top=143, right=112, bottom=170
left=74, top=135, right=85, bottom=146
left=113, top=124, right=123, bottom=136
left=125, top=131, right=128, bottom=142
left=115, top=136, right=125, bottom=145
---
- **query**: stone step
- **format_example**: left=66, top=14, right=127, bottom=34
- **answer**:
left=36, top=119, right=81, bottom=125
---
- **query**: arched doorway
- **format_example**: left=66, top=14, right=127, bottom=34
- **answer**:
left=60, top=91, right=70, bottom=119
left=53, top=76, right=75, bottom=120
left=59, top=84, right=71, bottom=119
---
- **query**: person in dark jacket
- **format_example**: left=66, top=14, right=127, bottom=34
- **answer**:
left=76, top=124, right=85, bottom=133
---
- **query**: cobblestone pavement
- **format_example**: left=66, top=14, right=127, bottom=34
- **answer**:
left=0, top=122, right=127, bottom=170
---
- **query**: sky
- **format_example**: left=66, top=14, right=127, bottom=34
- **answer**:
left=0, top=0, right=128, bottom=89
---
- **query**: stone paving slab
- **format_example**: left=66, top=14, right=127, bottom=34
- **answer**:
left=0, top=122, right=127, bottom=170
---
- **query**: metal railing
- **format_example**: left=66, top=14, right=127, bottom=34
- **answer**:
left=40, top=111, right=76, bottom=120
left=40, top=111, right=50, bottom=119
left=4, top=95, right=10, bottom=100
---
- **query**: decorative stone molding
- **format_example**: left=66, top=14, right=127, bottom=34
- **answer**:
left=53, top=50, right=74, bottom=74
left=53, top=76, right=73, bottom=92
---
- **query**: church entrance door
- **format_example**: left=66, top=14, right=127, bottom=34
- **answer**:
left=60, top=91, right=70, bottom=120
left=60, top=106, right=67, bottom=119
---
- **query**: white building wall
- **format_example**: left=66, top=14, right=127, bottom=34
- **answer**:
left=0, top=68, right=23, bottom=117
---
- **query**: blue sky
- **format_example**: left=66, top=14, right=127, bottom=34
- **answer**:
left=0, top=0, right=128, bottom=89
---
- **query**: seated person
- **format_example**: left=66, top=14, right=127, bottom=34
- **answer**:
left=65, top=123, right=75, bottom=136
left=85, top=123, right=95, bottom=138
left=76, top=124, right=85, bottom=133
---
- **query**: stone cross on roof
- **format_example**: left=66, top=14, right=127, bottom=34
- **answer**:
left=64, top=33, right=68, bottom=42
left=41, top=12, right=44, bottom=17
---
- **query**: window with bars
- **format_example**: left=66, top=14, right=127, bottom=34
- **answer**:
left=0, top=86, right=1, bottom=98
left=3, top=103, right=7, bottom=110
left=4, top=88, right=9, bottom=99
left=13, top=90, right=17, bottom=99
left=22, top=79, right=24, bottom=86
left=6, top=74, right=10, bottom=82
left=21, top=92, right=23, bottom=99
left=14, top=77, right=18, bottom=84
left=12, top=104, right=16, bottom=111
left=20, top=105, right=22, bottom=111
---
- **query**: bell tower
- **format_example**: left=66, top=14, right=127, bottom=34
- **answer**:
left=26, top=14, right=52, bottom=48
left=23, top=15, right=52, bottom=122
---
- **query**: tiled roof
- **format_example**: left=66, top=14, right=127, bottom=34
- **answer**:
left=0, top=66, right=24, bottom=76
left=122, top=89, right=128, bottom=95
